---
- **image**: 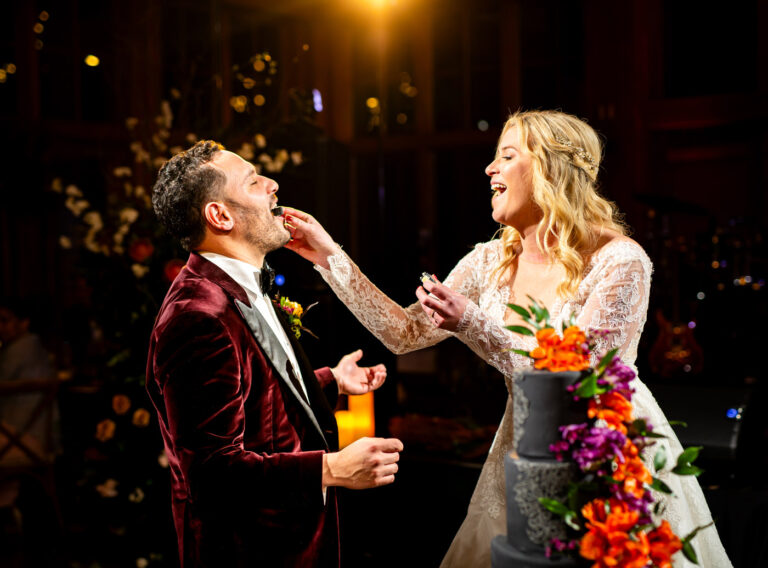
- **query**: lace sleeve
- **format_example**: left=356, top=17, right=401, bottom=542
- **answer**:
left=578, top=245, right=653, bottom=366
left=314, top=245, right=487, bottom=355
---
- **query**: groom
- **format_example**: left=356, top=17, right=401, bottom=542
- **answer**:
left=147, top=141, right=403, bottom=567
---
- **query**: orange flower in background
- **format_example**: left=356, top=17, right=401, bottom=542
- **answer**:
left=648, top=520, right=683, bottom=568
left=112, top=394, right=131, bottom=415
left=95, top=418, right=116, bottom=442
left=132, top=408, right=151, bottom=427
left=128, top=238, right=154, bottom=262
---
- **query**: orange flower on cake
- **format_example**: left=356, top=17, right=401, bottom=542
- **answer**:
left=530, top=326, right=590, bottom=372
left=648, top=520, right=683, bottom=568
left=580, top=498, right=650, bottom=568
left=588, top=391, right=633, bottom=433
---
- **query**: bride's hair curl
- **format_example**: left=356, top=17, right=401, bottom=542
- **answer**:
left=492, top=109, right=627, bottom=297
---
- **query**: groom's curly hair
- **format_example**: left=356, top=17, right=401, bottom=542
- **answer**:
left=152, top=140, right=226, bottom=251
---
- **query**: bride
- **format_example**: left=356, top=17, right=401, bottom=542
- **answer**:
left=283, top=109, right=732, bottom=567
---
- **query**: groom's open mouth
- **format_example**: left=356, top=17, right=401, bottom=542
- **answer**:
left=491, top=183, right=507, bottom=197
left=270, top=206, right=284, bottom=217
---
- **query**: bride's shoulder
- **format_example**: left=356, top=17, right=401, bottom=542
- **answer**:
left=590, top=233, right=652, bottom=270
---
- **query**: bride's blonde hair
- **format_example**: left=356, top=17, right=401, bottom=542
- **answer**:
left=492, top=110, right=627, bottom=297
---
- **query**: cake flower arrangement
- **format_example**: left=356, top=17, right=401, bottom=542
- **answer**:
left=507, top=299, right=710, bottom=568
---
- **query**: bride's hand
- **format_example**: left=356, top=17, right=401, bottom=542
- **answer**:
left=282, top=207, right=340, bottom=269
left=415, top=276, right=468, bottom=331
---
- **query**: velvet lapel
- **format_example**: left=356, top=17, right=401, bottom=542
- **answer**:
left=272, top=303, right=339, bottom=451
left=186, top=253, right=329, bottom=449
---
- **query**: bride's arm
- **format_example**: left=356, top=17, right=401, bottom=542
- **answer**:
left=315, top=245, right=488, bottom=354
left=574, top=244, right=653, bottom=366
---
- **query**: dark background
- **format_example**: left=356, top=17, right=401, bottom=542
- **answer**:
left=1, top=0, right=767, bottom=566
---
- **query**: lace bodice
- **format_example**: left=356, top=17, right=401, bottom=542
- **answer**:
left=315, top=238, right=652, bottom=374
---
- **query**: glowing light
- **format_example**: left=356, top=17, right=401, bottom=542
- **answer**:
left=717, top=283, right=725, bottom=291
left=39, top=11, right=49, bottom=21
left=242, top=77, right=255, bottom=89
left=720, top=260, right=727, bottom=268
left=33, top=23, right=44, bottom=34
left=0, top=70, right=5, bottom=83
left=726, top=408, right=739, bottom=419
left=406, top=86, right=418, bottom=97
left=745, top=275, right=753, bottom=284
left=696, top=292, right=705, bottom=300
left=712, top=235, right=719, bottom=244
left=302, top=44, right=310, bottom=51
left=711, top=261, right=719, bottom=269
left=274, top=274, right=285, bottom=286
left=477, top=120, right=489, bottom=131
left=687, top=321, right=696, bottom=329
left=253, top=60, right=266, bottom=72
left=230, top=95, right=247, bottom=113
left=263, top=53, right=272, bottom=62
left=396, top=113, right=408, bottom=124
left=84, top=54, right=100, bottom=67
left=6, top=64, right=16, bottom=74
left=35, top=39, right=43, bottom=50
left=366, top=97, right=380, bottom=109
left=253, top=94, right=266, bottom=106
left=312, top=88, right=323, bottom=112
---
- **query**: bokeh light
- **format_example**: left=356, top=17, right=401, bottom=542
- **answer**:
left=84, top=54, right=100, bottom=67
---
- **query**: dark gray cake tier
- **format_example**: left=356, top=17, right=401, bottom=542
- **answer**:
left=512, top=369, right=586, bottom=459
left=504, top=453, right=576, bottom=553
left=492, top=535, right=583, bottom=568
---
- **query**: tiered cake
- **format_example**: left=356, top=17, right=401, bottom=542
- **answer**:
left=491, top=369, right=587, bottom=567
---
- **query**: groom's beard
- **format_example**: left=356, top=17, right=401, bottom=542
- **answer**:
left=229, top=202, right=290, bottom=255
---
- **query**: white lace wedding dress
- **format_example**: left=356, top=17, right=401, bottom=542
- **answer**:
left=315, top=238, right=732, bottom=568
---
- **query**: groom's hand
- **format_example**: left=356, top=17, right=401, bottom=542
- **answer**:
left=332, top=349, right=387, bottom=395
left=282, top=207, right=340, bottom=269
left=323, top=437, right=403, bottom=489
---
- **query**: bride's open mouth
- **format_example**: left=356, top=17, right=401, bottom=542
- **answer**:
left=491, top=183, right=507, bottom=198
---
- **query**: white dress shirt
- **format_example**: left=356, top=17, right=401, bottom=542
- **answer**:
left=200, top=252, right=309, bottom=401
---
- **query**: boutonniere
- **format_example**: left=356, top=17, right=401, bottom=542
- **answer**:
left=272, top=295, right=318, bottom=339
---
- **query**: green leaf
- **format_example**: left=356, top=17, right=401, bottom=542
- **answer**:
left=682, top=541, right=699, bottom=564
left=508, top=348, right=532, bottom=357
left=507, top=303, right=532, bottom=320
left=676, top=446, right=703, bottom=467
left=574, top=374, right=598, bottom=398
left=650, top=477, right=674, bottom=495
left=538, top=497, right=570, bottom=517
left=668, top=420, right=688, bottom=427
left=564, top=512, right=581, bottom=531
left=682, top=522, right=714, bottom=545
left=505, top=325, right=535, bottom=337
left=654, top=446, right=667, bottom=472
left=595, top=347, right=619, bottom=374
left=672, top=464, right=704, bottom=476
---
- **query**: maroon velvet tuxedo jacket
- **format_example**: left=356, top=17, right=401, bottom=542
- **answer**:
left=146, top=253, right=341, bottom=567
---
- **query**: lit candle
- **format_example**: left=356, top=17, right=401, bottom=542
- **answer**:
left=348, top=392, right=375, bottom=438
left=335, top=410, right=356, bottom=448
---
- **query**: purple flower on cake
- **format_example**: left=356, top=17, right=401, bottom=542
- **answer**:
left=572, top=427, right=627, bottom=472
left=609, top=481, right=656, bottom=524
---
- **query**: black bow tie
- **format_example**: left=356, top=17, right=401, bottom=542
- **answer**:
left=258, top=262, right=275, bottom=296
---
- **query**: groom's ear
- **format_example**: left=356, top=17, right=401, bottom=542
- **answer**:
left=203, top=201, right=234, bottom=232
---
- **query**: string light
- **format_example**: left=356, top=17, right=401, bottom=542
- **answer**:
left=84, top=54, right=100, bottom=67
